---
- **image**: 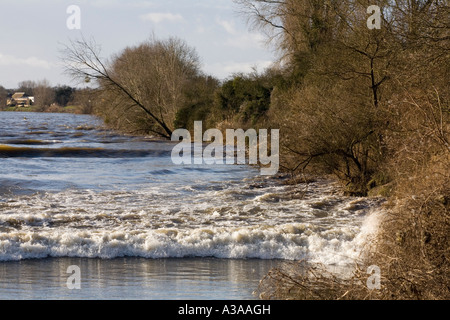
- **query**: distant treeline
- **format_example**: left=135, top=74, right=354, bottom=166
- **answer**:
left=0, top=80, right=94, bottom=114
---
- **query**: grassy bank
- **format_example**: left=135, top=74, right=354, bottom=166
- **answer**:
left=2, top=105, right=87, bottom=114
left=2, top=106, right=38, bottom=112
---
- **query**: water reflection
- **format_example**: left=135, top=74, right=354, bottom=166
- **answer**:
left=0, top=258, right=284, bottom=300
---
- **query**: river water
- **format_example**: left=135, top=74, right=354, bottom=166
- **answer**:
left=0, top=112, right=382, bottom=299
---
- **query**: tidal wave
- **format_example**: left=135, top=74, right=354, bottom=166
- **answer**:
left=0, top=112, right=384, bottom=268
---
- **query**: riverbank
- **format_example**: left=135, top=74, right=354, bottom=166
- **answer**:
left=257, top=160, right=449, bottom=300
left=2, top=105, right=86, bottom=114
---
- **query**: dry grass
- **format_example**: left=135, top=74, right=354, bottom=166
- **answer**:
left=368, top=154, right=450, bottom=300
left=257, top=261, right=381, bottom=300
left=258, top=184, right=449, bottom=300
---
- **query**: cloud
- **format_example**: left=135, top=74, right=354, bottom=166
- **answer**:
left=128, top=1, right=156, bottom=8
left=224, top=33, right=266, bottom=49
left=216, top=18, right=266, bottom=49
left=85, top=0, right=156, bottom=8
left=205, top=60, right=274, bottom=79
left=140, top=12, right=184, bottom=24
left=0, top=53, right=51, bottom=69
left=216, top=18, right=237, bottom=35
left=222, top=60, right=273, bottom=74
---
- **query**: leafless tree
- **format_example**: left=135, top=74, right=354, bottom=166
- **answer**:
left=61, top=36, right=201, bottom=138
left=0, top=85, right=7, bottom=109
left=33, top=79, right=55, bottom=109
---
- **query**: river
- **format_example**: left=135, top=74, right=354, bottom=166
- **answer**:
left=0, top=112, right=381, bottom=299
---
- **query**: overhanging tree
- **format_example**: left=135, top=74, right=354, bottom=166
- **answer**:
left=62, top=36, right=201, bottom=138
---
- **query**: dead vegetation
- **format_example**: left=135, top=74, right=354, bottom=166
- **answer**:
left=232, top=0, right=450, bottom=300
left=257, top=83, right=449, bottom=299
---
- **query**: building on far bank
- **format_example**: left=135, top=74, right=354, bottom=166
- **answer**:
left=6, top=92, right=34, bottom=107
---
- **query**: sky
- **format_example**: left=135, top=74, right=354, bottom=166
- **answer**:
left=0, top=0, right=277, bottom=89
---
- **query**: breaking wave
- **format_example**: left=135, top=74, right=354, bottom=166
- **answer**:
left=0, top=180, right=383, bottom=264
left=0, top=112, right=384, bottom=266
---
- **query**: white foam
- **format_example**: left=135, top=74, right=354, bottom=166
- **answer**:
left=0, top=180, right=384, bottom=265
left=0, top=215, right=379, bottom=263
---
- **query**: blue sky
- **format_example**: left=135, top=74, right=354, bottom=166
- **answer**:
left=0, top=0, right=276, bottom=89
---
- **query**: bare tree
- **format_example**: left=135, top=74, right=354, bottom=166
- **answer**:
left=236, top=0, right=395, bottom=193
left=61, top=36, right=201, bottom=138
left=235, top=0, right=449, bottom=299
left=234, top=0, right=350, bottom=64
left=0, top=85, right=7, bottom=109
left=33, top=79, right=55, bottom=110
left=15, top=79, right=55, bottom=110
left=17, top=80, right=36, bottom=96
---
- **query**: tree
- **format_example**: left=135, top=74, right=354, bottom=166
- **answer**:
left=71, top=88, right=96, bottom=114
left=62, top=36, right=201, bottom=138
left=33, top=79, right=55, bottom=110
left=235, top=0, right=395, bottom=193
left=17, top=80, right=36, bottom=96
left=237, top=0, right=449, bottom=298
left=16, top=79, right=55, bottom=109
left=0, top=85, right=7, bottom=109
left=55, top=85, right=75, bottom=107
left=174, top=74, right=220, bottom=131
left=214, top=72, right=274, bottom=126
left=234, top=0, right=347, bottom=72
